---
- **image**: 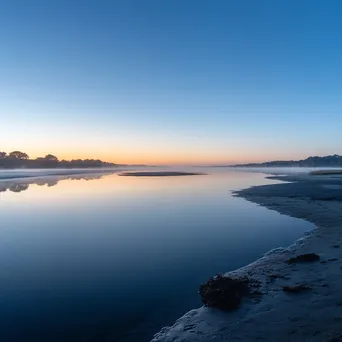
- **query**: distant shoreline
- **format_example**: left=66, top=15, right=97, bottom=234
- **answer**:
left=228, top=154, right=342, bottom=168
left=152, top=172, right=342, bottom=341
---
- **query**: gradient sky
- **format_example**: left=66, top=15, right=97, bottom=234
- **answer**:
left=1, top=0, right=342, bottom=165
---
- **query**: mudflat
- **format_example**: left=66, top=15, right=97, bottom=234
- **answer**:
left=119, top=171, right=206, bottom=177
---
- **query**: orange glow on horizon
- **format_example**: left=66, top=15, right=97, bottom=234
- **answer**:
left=25, top=149, right=289, bottom=166
left=4, top=144, right=312, bottom=166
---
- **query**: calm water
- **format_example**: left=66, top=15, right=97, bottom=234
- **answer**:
left=0, top=169, right=313, bottom=342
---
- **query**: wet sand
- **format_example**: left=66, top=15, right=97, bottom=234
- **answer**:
left=152, top=173, right=342, bottom=341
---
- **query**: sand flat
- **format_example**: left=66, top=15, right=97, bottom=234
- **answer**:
left=152, top=173, right=342, bottom=342
left=119, top=171, right=206, bottom=177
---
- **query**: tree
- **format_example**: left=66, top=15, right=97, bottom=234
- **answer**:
left=9, top=151, right=29, bottom=159
left=0, top=151, right=6, bottom=159
left=44, top=154, right=59, bottom=162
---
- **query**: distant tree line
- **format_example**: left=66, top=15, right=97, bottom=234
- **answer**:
left=232, top=154, right=342, bottom=168
left=0, top=151, right=117, bottom=169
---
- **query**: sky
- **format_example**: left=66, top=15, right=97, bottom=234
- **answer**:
left=1, top=0, right=342, bottom=165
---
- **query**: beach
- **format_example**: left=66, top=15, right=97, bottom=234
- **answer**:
left=152, top=172, right=342, bottom=341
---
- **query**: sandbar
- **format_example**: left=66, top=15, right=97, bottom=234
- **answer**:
left=119, top=171, right=206, bottom=177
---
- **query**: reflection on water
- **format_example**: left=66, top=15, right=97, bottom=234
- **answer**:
left=7, top=183, right=29, bottom=193
left=0, top=173, right=109, bottom=193
left=0, top=170, right=313, bottom=342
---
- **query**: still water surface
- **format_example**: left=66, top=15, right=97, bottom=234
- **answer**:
left=0, top=169, right=313, bottom=342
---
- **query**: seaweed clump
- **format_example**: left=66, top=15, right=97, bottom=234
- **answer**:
left=287, top=253, right=320, bottom=264
left=281, top=284, right=311, bottom=293
left=199, top=274, right=249, bottom=311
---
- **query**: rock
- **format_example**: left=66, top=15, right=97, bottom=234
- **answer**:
left=328, top=258, right=338, bottom=262
left=269, top=274, right=286, bottom=280
left=287, top=253, right=320, bottom=264
left=281, top=284, right=311, bottom=293
left=199, top=275, right=250, bottom=311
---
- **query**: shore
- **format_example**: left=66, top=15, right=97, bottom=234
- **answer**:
left=152, top=172, right=342, bottom=341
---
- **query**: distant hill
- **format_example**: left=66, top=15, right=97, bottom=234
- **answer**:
left=231, top=154, right=342, bottom=168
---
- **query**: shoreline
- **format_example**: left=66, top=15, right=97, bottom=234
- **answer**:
left=152, top=173, right=342, bottom=341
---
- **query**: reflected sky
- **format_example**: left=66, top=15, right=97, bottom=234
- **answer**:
left=0, top=170, right=313, bottom=342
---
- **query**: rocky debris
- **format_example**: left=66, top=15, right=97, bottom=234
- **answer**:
left=322, top=258, right=339, bottom=264
left=199, top=275, right=250, bottom=311
left=268, top=274, right=286, bottom=280
left=287, top=253, right=320, bottom=264
left=281, top=284, right=311, bottom=293
left=329, top=333, right=342, bottom=342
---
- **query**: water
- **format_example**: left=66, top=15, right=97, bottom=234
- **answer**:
left=0, top=169, right=313, bottom=342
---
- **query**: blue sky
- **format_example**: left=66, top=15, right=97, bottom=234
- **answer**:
left=1, top=0, right=341, bottom=164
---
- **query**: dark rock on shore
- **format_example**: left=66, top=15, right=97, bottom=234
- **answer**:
left=281, top=284, right=311, bottom=293
left=199, top=275, right=250, bottom=310
left=287, top=253, right=320, bottom=264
